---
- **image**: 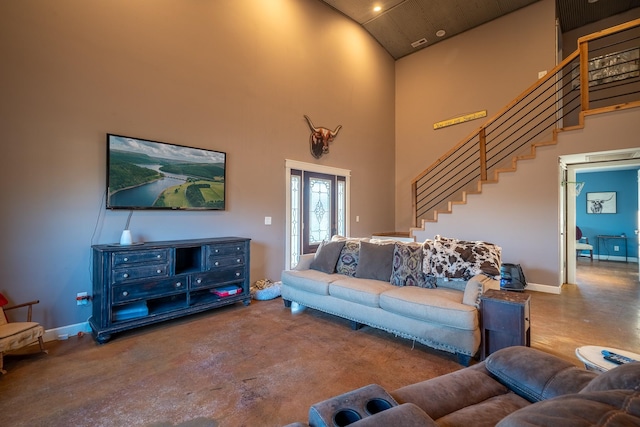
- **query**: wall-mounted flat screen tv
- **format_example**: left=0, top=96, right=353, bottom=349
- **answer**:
left=107, top=134, right=226, bottom=210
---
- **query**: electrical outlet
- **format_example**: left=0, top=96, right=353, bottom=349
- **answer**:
left=614, top=246, right=620, bottom=252
left=76, top=292, right=89, bottom=306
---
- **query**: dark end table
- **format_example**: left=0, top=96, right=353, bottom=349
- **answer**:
left=480, top=289, right=531, bottom=360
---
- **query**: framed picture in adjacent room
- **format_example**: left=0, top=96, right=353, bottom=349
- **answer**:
left=586, top=191, right=617, bottom=214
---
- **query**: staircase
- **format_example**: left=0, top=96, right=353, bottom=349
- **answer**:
left=411, top=19, right=640, bottom=233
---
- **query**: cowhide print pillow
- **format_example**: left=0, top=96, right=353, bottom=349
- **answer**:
left=430, top=236, right=501, bottom=278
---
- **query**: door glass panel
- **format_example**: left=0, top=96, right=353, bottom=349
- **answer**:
left=290, top=173, right=301, bottom=267
left=337, top=179, right=345, bottom=237
left=308, top=176, right=332, bottom=245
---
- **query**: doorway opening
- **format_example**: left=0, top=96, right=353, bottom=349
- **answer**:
left=561, top=150, right=640, bottom=285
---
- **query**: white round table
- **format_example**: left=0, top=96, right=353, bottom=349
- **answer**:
left=575, top=345, right=640, bottom=373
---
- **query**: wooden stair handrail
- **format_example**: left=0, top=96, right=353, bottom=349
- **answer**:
left=412, top=49, right=580, bottom=186
left=577, top=18, right=640, bottom=44
left=412, top=18, right=640, bottom=226
left=412, top=17, right=640, bottom=186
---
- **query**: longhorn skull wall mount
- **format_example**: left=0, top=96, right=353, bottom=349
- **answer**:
left=303, top=115, right=342, bottom=159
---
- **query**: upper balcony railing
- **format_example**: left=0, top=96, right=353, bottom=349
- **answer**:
left=412, top=19, right=640, bottom=227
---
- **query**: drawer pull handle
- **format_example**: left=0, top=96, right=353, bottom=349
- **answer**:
left=237, top=259, right=241, bottom=263
left=157, top=254, right=161, bottom=259
left=156, top=269, right=162, bottom=274
left=123, top=273, right=129, bottom=278
left=235, top=272, right=241, bottom=277
left=215, top=249, right=219, bottom=253
left=175, top=282, right=183, bottom=288
left=237, top=247, right=240, bottom=251
left=123, top=257, right=129, bottom=262
left=122, top=291, right=129, bottom=297
left=196, top=279, right=202, bottom=284
left=215, top=261, right=219, bottom=266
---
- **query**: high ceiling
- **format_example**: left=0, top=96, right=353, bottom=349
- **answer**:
left=320, top=0, right=640, bottom=59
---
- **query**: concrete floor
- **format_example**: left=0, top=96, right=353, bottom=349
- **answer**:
left=0, top=259, right=637, bottom=426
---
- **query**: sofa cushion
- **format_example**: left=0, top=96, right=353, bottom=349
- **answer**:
left=350, top=403, right=438, bottom=427
left=390, top=242, right=430, bottom=288
left=329, top=277, right=395, bottom=307
left=336, top=239, right=361, bottom=277
left=379, top=286, right=478, bottom=330
left=310, top=240, right=346, bottom=274
left=280, top=269, right=339, bottom=296
left=436, top=393, right=531, bottom=427
left=496, top=390, right=640, bottom=427
left=355, top=241, right=395, bottom=282
left=485, top=346, right=597, bottom=403
left=581, top=362, right=640, bottom=393
left=392, top=365, right=528, bottom=423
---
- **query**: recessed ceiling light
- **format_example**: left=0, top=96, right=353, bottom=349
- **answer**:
left=436, top=29, right=446, bottom=37
left=587, top=0, right=598, bottom=3
left=373, top=5, right=382, bottom=12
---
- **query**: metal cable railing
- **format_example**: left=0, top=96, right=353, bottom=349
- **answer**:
left=413, top=19, right=640, bottom=226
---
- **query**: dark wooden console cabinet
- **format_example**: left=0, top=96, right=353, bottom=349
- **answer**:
left=90, top=237, right=250, bottom=343
left=480, top=289, right=530, bottom=360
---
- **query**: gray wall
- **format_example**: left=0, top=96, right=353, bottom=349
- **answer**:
left=395, top=0, right=557, bottom=229
left=412, top=108, right=640, bottom=286
left=397, top=0, right=640, bottom=287
left=0, top=0, right=396, bottom=328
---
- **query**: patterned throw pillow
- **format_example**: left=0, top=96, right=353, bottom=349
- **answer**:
left=336, top=240, right=361, bottom=276
left=391, top=242, right=431, bottom=288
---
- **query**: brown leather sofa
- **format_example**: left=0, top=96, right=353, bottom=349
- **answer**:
left=285, top=346, right=640, bottom=426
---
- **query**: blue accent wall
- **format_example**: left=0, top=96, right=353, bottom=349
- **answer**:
left=576, top=169, right=639, bottom=259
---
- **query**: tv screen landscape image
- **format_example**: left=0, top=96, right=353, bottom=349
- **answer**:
left=107, top=134, right=226, bottom=210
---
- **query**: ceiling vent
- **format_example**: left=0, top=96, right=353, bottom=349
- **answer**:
left=411, top=38, right=427, bottom=48
left=585, top=151, right=640, bottom=162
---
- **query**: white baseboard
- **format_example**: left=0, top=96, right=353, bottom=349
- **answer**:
left=43, top=321, right=91, bottom=342
left=594, top=255, right=638, bottom=263
left=525, top=282, right=562, bottom=294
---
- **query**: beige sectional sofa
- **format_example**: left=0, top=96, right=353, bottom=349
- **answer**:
left=281, top=236, right=502, bottom=365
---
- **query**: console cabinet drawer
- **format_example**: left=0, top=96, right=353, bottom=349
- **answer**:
left=192, top=269, right=244, bottom=289
left=112, top=277, right=187, bottom=304
left=207, top=243, right=245, bottom=259
left=112, top=264, right=170, bottom=284
left=208, top=255, right=245, bottom=269
left=113, top=249, right=169, bottom=266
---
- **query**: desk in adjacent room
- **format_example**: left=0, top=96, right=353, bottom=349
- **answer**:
left=596, top=235, right=633, bottom=262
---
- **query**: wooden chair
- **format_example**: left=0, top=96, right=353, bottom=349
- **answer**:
left=0, top=294, right=47, bottom=374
